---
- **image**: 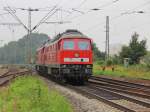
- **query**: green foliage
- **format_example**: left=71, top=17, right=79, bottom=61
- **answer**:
left=119, top=32, right=147, bottom=64
left=92, top=43, right=105, bottom=61
left=0, top=33, right=49, bottom=64
left=93, top=64, right=150, bottom=80
left=106, top=59, right=113, bottom=66
left=0, top=76, right=73, bottom=112
left=96, top=60, right=105, bottom=65
left=142, top=52, right=150, bottom=69
left=112, top=55, right=121, bottom=65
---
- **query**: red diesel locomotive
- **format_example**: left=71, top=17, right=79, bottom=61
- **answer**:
left=35, top=29, right=93, bottom=83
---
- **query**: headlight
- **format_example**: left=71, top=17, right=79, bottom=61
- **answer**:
left=85, top=69, right=92, bottom=73
left=86, top=65, right=92, bottom=68
left=62, top=65, right=67, bottom=68
left=63, top=69, right=70, bottom=73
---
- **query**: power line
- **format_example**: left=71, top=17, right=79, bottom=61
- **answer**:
left=3, top=5, right=57, bottom=64
left=43, top=21, right=71, bottom=24
left=13, top=6, right=58, bottom=12
left=3, top=5, right=63, bottom=63
left=76, top=0, right=88, bottom=9
left=63, top=0, right=89, bottom=20
left=17, top=6, right=57, bottom=63
left=4, top=6, right=29, bottom=31
left=32, top=6, right=57, bottom=31
left=96, top=0, right=119, bottom=9
left=0, top=12, right=10, bottom=16
left=0, top=23, right=21, bottom=25
left=84, top=1, right=150, bottom=32
left=64, top=0, right=120, bottom=22
left=32, top=7, right=71, bottom=32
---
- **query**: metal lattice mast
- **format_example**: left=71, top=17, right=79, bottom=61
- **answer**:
left=105, top=16, right=110, bottom=60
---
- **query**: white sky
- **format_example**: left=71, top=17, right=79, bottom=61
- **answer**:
left=0, top=0, right=150, bottom=51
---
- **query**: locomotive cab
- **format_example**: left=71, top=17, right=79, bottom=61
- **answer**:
left=59, top=37, right=93, bottom=82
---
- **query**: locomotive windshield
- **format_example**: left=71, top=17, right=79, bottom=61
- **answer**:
left=63, top=39, right=91, bottom=50
left=63, top=40, right=74, bottom=50
left=78, top=41, right=89, bottom=50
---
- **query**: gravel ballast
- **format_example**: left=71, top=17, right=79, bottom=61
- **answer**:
left=41, top=76, right=121, bottom=112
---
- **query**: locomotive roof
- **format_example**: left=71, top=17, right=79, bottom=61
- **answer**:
left=37, top=29, right=89, bottom=51
left=51, top=29, right=87, bottom=42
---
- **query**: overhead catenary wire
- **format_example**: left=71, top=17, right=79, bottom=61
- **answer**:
left=63, top=0, right=89, bottom=20
left=3, top=5, right=59, bottom=32
left=84, top=0, right=150, bottom=32
left=0, top=12, right=10, bottom=16
left=65, top=0, right=120, bottom=21
left=0, top=12, right=10, bottom=20
left=31, top=6, right=58, bottom=31
left=3, top=5, right=58, bottom=64
left=12, top=6, right=61, bottom=12
left=1, top=1, right=67, bottom=33
left=76, top=0, right=88, bottom=9
left=10, top=6, right=69, bottom=32
left=0, top=23, right=21, bottom=25
left=96, top=0, right=119, bottom=9
left=4, top=6, right=29, bottom=31
left=43, top=21, right=71, bottom=24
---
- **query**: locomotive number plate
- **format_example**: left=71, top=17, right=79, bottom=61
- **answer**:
left=64, top=58, right=89, bottom=62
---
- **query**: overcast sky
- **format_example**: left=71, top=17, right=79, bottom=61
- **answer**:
left=0, top=0, right=150, bottom=51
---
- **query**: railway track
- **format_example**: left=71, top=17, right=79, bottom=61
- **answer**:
left=0, top=70, right=32, bottom=86
left=90, top=76, right=150, bottom=90
left=68, top=84, right=150, bottom=112
left=89, top=76, right=150, bottom=99
left=71, top=76, right=149, bottom=112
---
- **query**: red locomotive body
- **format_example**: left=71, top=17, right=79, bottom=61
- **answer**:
left=36, top=30, right=93, bottom=83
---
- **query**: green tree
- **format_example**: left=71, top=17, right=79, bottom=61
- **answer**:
left=92, top=43, right=105, bottom=61
left=0, top=33, right=48, bottom=64
left=119, top=32, right=147, bottom=64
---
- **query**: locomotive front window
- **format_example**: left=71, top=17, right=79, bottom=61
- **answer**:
left=78, top=41, right=90, bottom=50
left=63, top=41, right=74, bottom=50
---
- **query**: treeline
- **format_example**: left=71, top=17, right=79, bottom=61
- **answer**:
left=119, top=32, right=147, bottom=64
left=100, top=32, right=149, bottom=67
left=0, top=33, right=48, bottom=64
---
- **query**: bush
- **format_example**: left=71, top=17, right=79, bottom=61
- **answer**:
left=112, top=55, right=121, bottom=65
left=96, top=60, right=105, bottom=65
left=106, top=59, right=113, bottom=66
left=142, top=53, right=150, bottom=70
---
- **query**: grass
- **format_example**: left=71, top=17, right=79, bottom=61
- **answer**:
left=0, top=76, right=73, bottom=112
left=93, top=64, right=150, bottom=80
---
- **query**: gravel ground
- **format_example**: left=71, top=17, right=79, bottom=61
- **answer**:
left=113, top=100, right=149, bottom=112
left=0, top=69, right=8, bottom=76
left=40, top=76, right=121, bottom=112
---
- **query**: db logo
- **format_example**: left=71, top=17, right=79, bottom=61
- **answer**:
left=74, top=53, right=79, bottom=57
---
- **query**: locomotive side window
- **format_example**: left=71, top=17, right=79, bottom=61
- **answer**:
left=78, top=41, right=90, bottom=50
left=63, top=41, right=74, bottom=50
